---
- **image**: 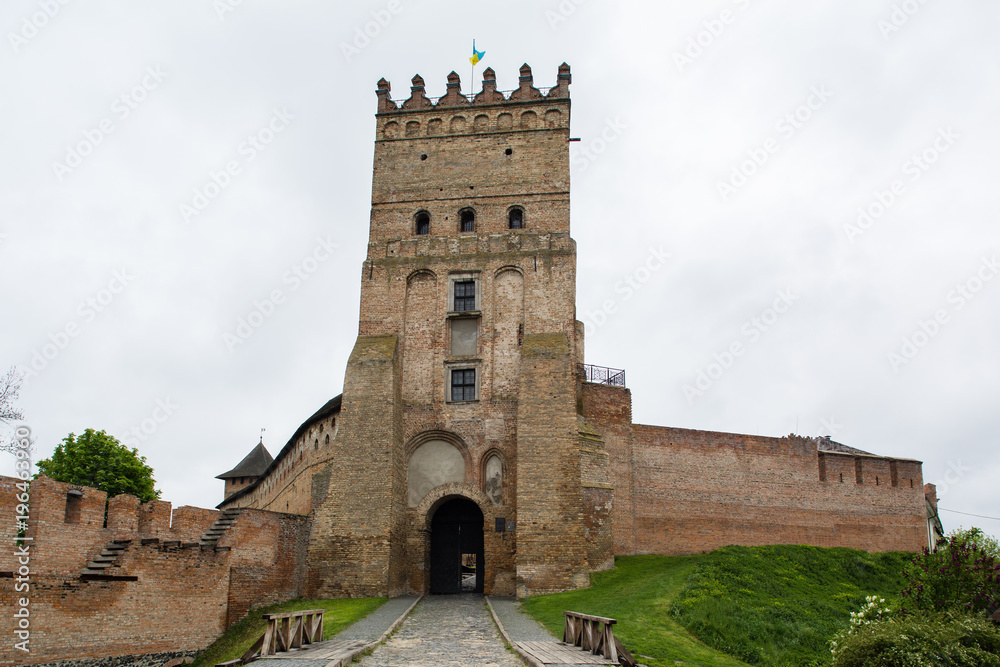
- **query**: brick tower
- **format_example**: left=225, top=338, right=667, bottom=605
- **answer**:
left=307, top=63, right=593, bottom=597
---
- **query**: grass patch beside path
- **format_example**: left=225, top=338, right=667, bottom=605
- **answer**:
left=521, top=547, right=912, bottom=667
left=521, top=555, right=749, bottom=667
left=191, top=597, right=387, bottom=667
left=670, top=545, right=910, bottom=666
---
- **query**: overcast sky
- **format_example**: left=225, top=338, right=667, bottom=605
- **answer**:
left=2, top=0, right=997, bottom=540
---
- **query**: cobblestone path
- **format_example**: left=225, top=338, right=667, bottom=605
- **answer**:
left=354, top=595, right=524, bottom=667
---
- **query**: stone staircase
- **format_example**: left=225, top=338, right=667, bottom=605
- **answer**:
left=198, top=507, right=241, bottom=549
left=78, top=509, right=241, bottom=580
left=80, top=539, right=134, bottom=580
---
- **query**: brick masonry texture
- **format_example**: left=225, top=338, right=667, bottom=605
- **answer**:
left=629, top=423, right=926, bottom=554
left=0, top=476, right=310, bottom=665
left=0, top=63, right=932, bottom=665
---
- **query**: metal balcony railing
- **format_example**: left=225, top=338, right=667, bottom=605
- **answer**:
left=578, top=364, right=626, bottom=387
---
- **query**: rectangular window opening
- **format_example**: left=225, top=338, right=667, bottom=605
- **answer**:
left=451, top=368, right=476, bottom=401
left=454, top=280, right=476, bottom=312
left=65, top=491, right=82, bottom=524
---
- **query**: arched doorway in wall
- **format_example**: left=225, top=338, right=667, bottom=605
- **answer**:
left=429, top=497, right=484, bottom=594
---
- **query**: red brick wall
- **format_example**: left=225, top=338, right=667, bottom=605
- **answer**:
left=0, top=476, right=310, bottom=664
left=1, top=545, right=230, bottom=664
left=19, top=477, right=108, bottom=578
left=170, top=505, right=221, bottom=542
left=581, top=384, right=637, bottom=555
left=515, top=333, right=589, bottom=595
left=630, top=426, right=927, bottom=555
left=0, top=477, right=19, bottom=572
left=307, top=335, right=405, bottom=598
left=220, top=509, right=311, bottom=628
left=579, top=415, right=614, bottom=573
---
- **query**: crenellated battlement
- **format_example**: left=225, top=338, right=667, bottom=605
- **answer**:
left=376, top=62, right=571, bottom=114
left=0, top=474, right=312, bottom=664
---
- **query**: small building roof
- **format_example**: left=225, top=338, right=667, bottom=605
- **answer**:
left=216, top=395, right=342, bottom=508
left=815, top=436, right=874, bottom=456
left=216, top=441, right=274, bottom=480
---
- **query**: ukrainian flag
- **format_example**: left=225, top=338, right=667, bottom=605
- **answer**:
left=469, top=40, right=485, bottom=66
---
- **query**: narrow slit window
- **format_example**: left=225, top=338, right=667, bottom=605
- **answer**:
left=451, top=368, right=476, bottom=401
left=460, top=209, right=475, bottom=232
left=508, top=208, right=523, bottom=229
left=415, top=212, right=430, bottom=235
left=65, top=490, right=82, bottom=524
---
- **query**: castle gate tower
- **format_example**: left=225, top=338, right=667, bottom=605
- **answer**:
left=307, top=63, right=592, bottom=597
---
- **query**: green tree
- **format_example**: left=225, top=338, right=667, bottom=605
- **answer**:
left=35, top=428, right=161, bottom=502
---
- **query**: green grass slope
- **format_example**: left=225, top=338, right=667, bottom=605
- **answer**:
left=521, top=546, right=912, bottom=667
left=521, top=555, right=749, bottom=667
left=671, top=545, right=911, bottom=666
left=191, top=596, right=387, bottom=667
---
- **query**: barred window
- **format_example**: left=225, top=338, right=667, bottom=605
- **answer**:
left=454, top=280, right=476, bottom=311
left=415, top=211, right=430, bottom=235
left=508, top=207, right=523, bottom=229
left=451, top=369, right=476, bottom=401
left=460, top=209, right=475, bottom=232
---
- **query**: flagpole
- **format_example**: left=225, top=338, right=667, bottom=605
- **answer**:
left=470, top=38, right=474, bottom=101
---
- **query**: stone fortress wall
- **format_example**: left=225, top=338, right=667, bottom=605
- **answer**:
left=0, top=475, right=309, bottom=665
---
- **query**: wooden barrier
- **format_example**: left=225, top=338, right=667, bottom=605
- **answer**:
left=218, top=608, right=325, bottom=666
left=562, top=611, right=636, bottom=666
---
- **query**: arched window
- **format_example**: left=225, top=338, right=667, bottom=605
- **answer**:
left=484, top=454, right=503, bottom=505
left=508, top=207, right=524, bottom=229
left=415, top=211, right=430, bottom=235
left=460, top=209, right=475, bottom=233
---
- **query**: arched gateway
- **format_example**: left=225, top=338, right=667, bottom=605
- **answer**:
left=429, top=497, right=484, bottom=594
left=414, top=484, right=497, bottom=595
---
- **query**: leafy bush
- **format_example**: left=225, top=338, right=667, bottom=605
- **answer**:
left=830, top=594, right=895, bottom=656
left=830, top=611, right=1000, bottom=667
left=901, top=528, right=1000, bottom=616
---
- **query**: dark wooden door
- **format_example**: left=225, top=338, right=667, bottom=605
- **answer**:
left=429, top=498, right=484, bottom=594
